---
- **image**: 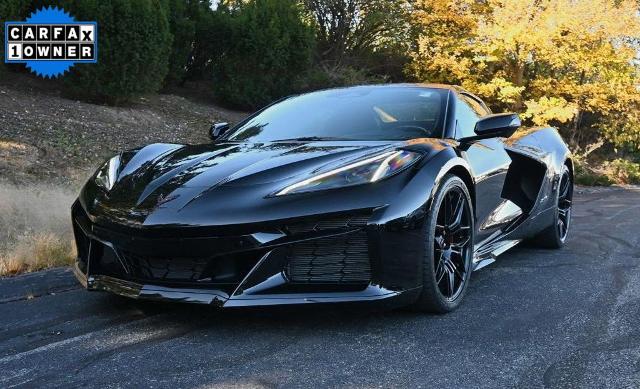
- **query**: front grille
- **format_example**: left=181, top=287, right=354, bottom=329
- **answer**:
left=121, top=250, right=210, bottom=282
left=285, top=231, right=371, bottom=284
left=118, top=250, right=260, bottom=288
left=285, top=214, right=370, bottom=235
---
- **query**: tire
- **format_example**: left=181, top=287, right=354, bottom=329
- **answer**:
left=410, top=174, right=475, bottom=313
left=531, top=164, right=573, bottom=249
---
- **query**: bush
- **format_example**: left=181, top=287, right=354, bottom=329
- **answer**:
left=162, top=0, right=197, bottom=86
left=299, top=65, right=389, bottom=92
left=606, top=159, right=640, bottom=185
left=0, top=0, right=31, bottom=73
left=212, top=0, right=315, bottom=109
left=58, top=0, right=172, bottom=104
left=187, top=6, right=233, bottom=82
left=573, top=157, right=613, bottom=186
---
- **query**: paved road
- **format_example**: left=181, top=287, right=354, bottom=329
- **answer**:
left=1, top=187, right=639, bottom=388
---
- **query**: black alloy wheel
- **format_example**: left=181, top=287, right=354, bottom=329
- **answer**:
left=434, top=187, right=473, bottom=300
left=411, top=175, right=474, bottom=313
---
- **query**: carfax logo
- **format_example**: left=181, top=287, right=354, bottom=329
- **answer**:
left=4, top=6, right=97, bottom=78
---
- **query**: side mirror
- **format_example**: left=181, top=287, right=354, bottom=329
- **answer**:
left=209, top=122, right=229, bottom=140
left=462, top=113, right=521, bottom=142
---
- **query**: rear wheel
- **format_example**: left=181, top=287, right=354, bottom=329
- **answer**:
left=411, top=175, right=474, bottom=313
left=531, top=164, right=573, bottom=248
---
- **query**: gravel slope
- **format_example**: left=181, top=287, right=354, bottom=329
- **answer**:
left=0, top=72, right=247, bottom=186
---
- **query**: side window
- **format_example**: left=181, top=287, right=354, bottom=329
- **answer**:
left=455, top=98, right=479, bottom=139
left=462, top=94, right=490, bottom=116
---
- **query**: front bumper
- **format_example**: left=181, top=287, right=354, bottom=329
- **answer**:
left=73, top=264, right=416, bottom=307
left=71, top=201, right=423, bottom=308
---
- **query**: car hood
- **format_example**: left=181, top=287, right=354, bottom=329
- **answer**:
left=87, top=141, right=415, bottom=226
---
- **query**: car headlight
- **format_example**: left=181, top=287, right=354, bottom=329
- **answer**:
left=94, top=155, right=121, bottom=191
left=275, top=150, right=421, bottom=196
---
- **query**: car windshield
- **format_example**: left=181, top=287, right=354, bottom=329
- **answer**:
left=224, top=86, right=449, bottom=142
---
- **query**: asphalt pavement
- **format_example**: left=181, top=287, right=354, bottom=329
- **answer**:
left=1, top=186, right=639, bottom=388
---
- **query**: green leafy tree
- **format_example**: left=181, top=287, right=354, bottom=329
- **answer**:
left=162, top=0, right=197, bottom=86
left=186, top=3, right=234, bottom=81
left=302, top=0, right=411, bottom=83
left=0, top=0, right=31, bottom=74
left=304, top=0, right=410, bottom=64
left=212, top=0, right=315, bottom=109
left=59, top=0, right=172, bottom=104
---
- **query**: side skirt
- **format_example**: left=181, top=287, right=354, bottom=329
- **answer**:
left=472, top=239, right=521, bottom=271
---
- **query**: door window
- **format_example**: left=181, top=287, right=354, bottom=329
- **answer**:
left=455, top=97, right=480, bottom=139
left=461, top=94, right=491, bottom=116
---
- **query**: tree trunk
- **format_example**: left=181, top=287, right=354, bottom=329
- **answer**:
left=570, top=109, right=582, bottom=149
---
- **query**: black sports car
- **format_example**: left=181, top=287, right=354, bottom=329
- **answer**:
left=72, top=84, right=573, bottom=312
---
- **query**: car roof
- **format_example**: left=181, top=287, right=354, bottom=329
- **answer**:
left=316, top=83, right=470, bottom=95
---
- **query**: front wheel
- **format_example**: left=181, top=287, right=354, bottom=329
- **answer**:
left=410, top=175, right=474, bottom=313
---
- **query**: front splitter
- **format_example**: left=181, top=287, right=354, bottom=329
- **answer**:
left=73, top=264, right=418, bottom=308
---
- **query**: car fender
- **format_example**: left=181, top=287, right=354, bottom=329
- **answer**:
left=373, top=147, right=472, bottom=227
left=368, top=147, right=473, bottom=291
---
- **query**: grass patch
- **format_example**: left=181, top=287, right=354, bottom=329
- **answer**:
left=574, top=165, right=613, bottom=186
left=574, top=157, right=640, bottom=186
left=0, top=233, right=75, bottom=276
left=605, top=158, right=640, bottom=185
left=574, top=157, right=613, bottom=186
left=0, top=182, right=76, bottom=277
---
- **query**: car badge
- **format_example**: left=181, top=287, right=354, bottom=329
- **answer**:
left=156, top=193, right=178, bottom=207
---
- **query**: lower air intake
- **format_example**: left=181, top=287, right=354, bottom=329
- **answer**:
left=286, top=232, right=371, bottom=284
left=285, top=214, right=370, bottom=235
left=121, top=251, right=209, bottom=282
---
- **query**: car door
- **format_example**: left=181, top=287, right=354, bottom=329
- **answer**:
left=454, top=94, right=512, bottom=244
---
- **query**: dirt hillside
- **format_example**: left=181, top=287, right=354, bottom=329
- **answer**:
left=0, top=72, right=247, bottom=187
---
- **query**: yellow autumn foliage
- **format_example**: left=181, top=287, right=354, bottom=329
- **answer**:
left=523, top=97, right=577, bottom=126
left=407, top=0, right=640, bottom=150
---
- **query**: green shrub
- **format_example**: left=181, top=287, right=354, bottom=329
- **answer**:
left=58, top=0, right=172, bottom=104
left=162, top=0, right=196, bottom=86
left=187, top=7, right=233, bottom=82
left=0, top=0, right=31, bottom=73
left=606, top=158, right=640, bottom=185
left=212, top=0, right=315, bottom=109
left=573, top=157, right=613, bottom=186
left=299, top=65, right=389, bottom=92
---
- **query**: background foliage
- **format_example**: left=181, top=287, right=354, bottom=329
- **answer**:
left=163, top=0, right=197, bottom=86
left=211, top=0, right=315, bottom=109
left=407, top=0, right=640, bottom=154
left=0, top=0, right=31, bottom=74
left=1, top=0, right=639, bottom=182
left=61, top=0, right=172, bottom=104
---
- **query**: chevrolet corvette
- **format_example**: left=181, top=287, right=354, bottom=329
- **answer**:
left=72, top=84, right=573, bottom=312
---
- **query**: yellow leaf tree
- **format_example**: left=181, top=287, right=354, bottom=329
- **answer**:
left=407, top=0, right=640, bottom=150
